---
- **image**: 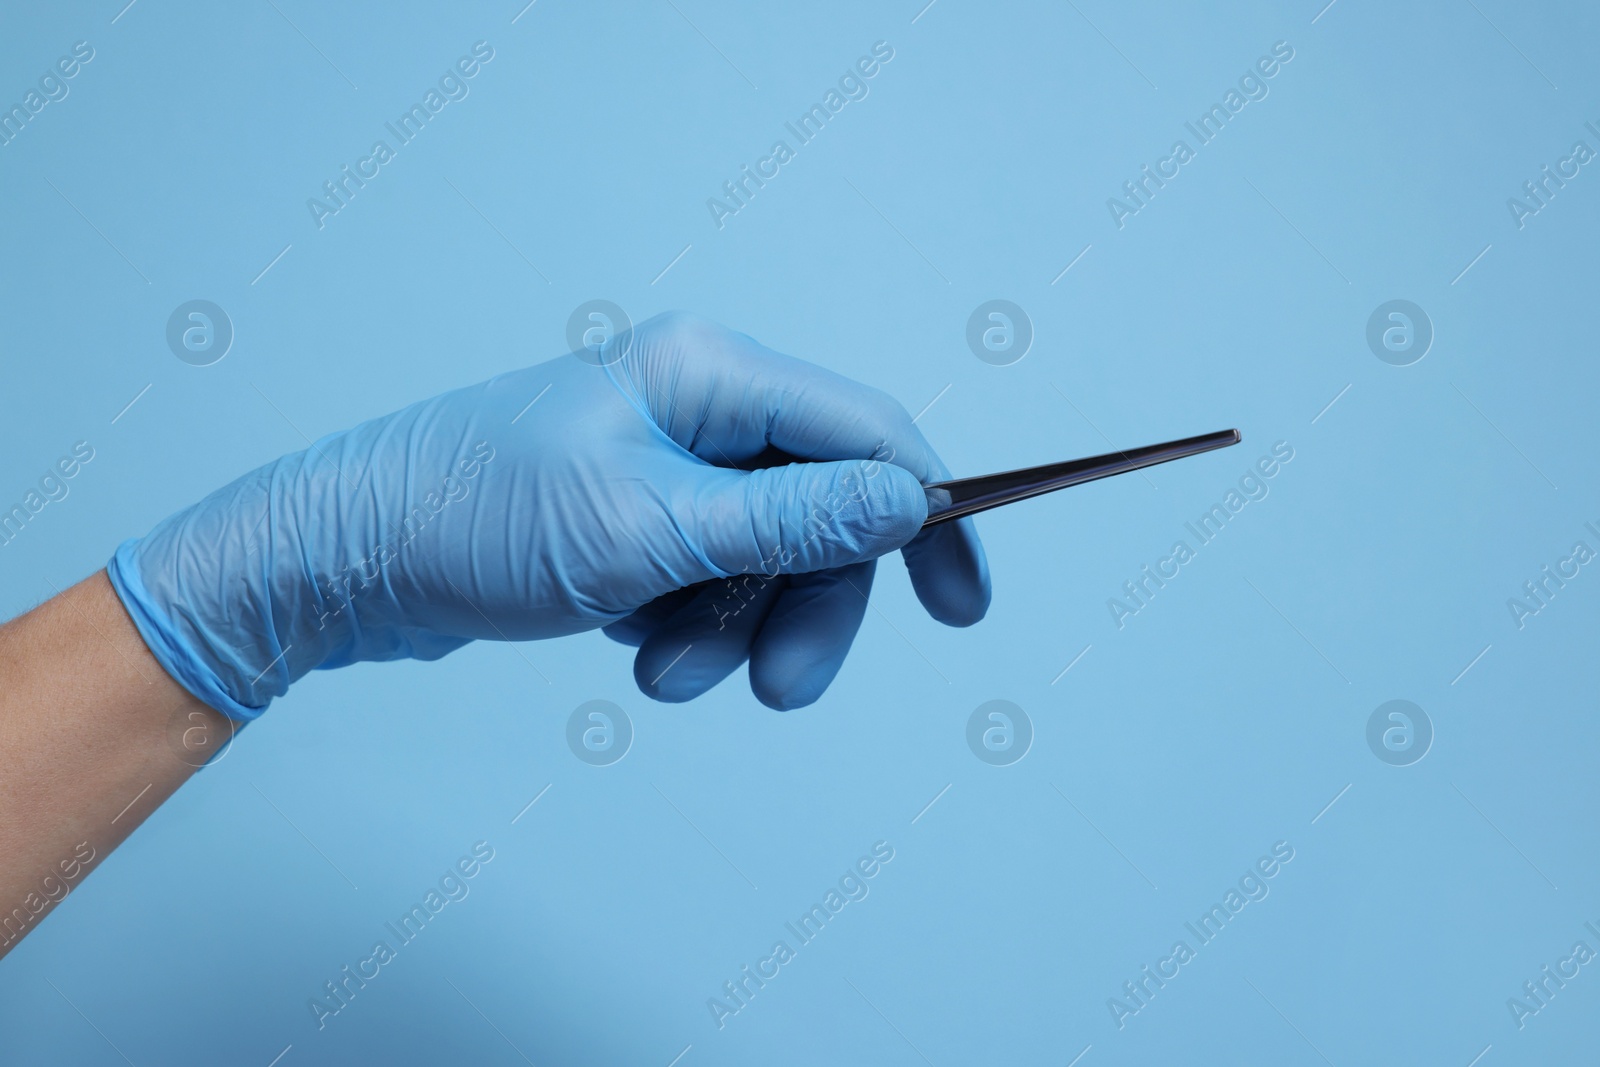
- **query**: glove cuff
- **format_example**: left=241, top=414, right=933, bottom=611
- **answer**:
left=107, top=538, right=268, bottom=723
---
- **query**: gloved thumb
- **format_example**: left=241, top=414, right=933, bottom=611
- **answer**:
left=685, top=457, right=929, bottom=578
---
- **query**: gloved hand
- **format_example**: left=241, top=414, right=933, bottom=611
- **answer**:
left=108, top=312, right=990, bottom=718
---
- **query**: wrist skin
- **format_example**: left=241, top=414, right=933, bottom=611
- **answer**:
left=0, top=572, right=230, bottom=960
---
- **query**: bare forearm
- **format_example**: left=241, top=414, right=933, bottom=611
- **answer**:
left=0, top=571, right=229, bottom=958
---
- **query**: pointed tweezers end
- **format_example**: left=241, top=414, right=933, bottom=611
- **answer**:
left=922, top=427, right=1242, bottom=527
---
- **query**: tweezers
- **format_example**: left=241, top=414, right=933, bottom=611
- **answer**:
left=922, top=428, right=1241, bottom=527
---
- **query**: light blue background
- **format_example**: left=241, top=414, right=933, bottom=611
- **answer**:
left=2, top=1, right=1597, bottom=1063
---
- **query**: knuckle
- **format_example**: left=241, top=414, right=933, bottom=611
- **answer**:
left=650, top=310, right=720, bottom=345
left=869, top=386, right=912, bottom=426
left=859, top=388, right=914, bottom=460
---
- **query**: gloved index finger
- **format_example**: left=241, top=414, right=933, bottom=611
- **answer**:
left=635, top=315, right=991, bottom=629
left=725, top=342, right=994, bottom=628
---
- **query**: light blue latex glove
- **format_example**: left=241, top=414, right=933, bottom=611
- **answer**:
left=108, top=313, right=990, bottom=719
